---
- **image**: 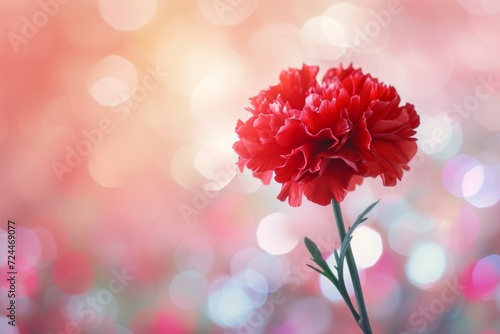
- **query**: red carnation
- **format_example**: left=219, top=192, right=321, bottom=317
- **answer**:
left=233, top=64, right=420, bottom=206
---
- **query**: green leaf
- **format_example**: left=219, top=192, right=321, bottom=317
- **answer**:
left=304, top=237, right=323, bottom=262
left=324, top=272, right=340, bottom=290
left=307, top=264, right=324, bottom=275
left=304, top=237, right=340, bottom=290
left=336, top=200, right=380, bottom=308
left=340, top=200, right=380, bottom=253
left=354, top=200, right=380, bottom=225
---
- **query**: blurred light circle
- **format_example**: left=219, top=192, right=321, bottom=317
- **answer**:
left=428, top=129, right=462, bottom=160
left=89, top=78, right=130, bottom=106
left=232, top=270, right=268, bottom=308
left=231, top=248, right=261, bottom=276
left=299, top=16, right=346, bottom=61
left=87, top=55, right=137, bottom=107
left=442, top=154, right=480, bottom=198
left=192, top=122, right=239, bottom=183
left=463, top=165, right=500, bottom=208
left=406, top=242, right=446, bottom=287
left=376, top=196, right=412, bottom=229
left=196, top=0, right=258, bottom=26
left=52, top=252, right=94, bottom=294
left=462, top=165, right=484, bottom=197
left=256, top=213, right=299, bottom=255
left=232, top=249, right=284, bottom=292
left=322, top=2, right=382, bottom=53
left=472, top=255, right=500, bottom=300
left=388, top=212, right=433, bottom=256
left=169, top=271, right=208, bottom=310
left=190, top=73, right=242, bottom=122
left=240, top=269, right=268, bottom=294
left=209, top=275, right=232, bottom=293
left=321, top=15, right=349, bottom=47
left=99, top=0, right=157, bottom=31
left=244, top=251, right=284, bottom=292
left=345, top=188, right=377, bottom=223
left=207, top=285, right=254, bottom=328
left=194, top=151, right=236, bottom=191
left=351, top=226, right=383, bottom=269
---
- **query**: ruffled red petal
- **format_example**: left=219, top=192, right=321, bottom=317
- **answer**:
left=233, top=63, right=420, bottom=206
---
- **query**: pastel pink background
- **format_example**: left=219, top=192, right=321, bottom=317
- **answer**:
left=1, top=0, right=500, bottom=333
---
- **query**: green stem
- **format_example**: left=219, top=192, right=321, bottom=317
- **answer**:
left=336, top=277, right=360, bottom=324
left=332, top=200, right=373, bottom=334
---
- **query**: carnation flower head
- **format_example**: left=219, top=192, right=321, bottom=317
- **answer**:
left=233, top=64, right=420, bottom=206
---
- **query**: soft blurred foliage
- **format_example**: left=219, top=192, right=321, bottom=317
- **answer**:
left=0, top=0, right=499, bottom=333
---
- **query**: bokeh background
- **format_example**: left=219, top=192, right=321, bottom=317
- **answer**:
left=1, top=0, right=500, bottom=333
